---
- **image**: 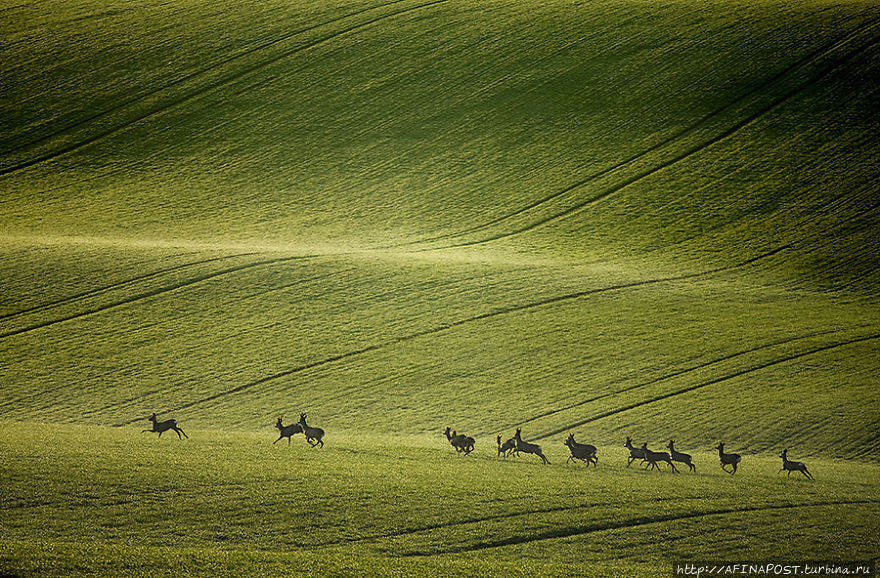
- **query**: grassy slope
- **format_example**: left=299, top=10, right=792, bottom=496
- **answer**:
left=2, top=0, right=880, bottom=574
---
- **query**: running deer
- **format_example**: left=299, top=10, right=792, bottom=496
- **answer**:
left=717, top=442, right=742, bottom=475
left=444, top=427, right=474, bottom=455
left=667, top=440, right=696, bottom=473
left=624, top=436, right=645, bottom=467
left=564, top=433, right=598, bottom=468
left=778, top=449, right=814, bottom=480
left=273, top=417, right=303, bottom=445
left=142, top=413, right=188, bottom=439
left=297, top=413, right=324, bottom=448
left=497, top=435, right=517, bottom=458
left=514, top=428, right=550, bottom=464
left=641, top=442, right=678, bottom=473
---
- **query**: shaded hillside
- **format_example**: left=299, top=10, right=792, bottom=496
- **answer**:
left=2, top=0, right=879, bottom=458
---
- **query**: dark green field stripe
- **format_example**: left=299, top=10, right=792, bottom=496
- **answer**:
left=499, top=325, right=863, bottom=436
left=0, top=254, right=316, bottom=340
left=0, top=0, right=451, bottom=177
left=431, top=17, right=880, bottom=249
left=406, top=13, right=880, bottom=249
left=0, top=0, right=414, bottom=159
left=320, top=494, right=705, bottom=548
left=130, top=236, right=879, bottom=420
left=401, top=499, right=880, bottom=556
left=0, top=252, right=258, bottom=322
left=539, top=332, right=880, bottom=440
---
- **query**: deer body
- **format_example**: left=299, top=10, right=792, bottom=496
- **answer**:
left=514, top=428, right=550, bottom=464
left=497, top=435, right=517, bottom=458
left=298, top=413, right=324, bottom=448
left=641, top=443, right=678, bottom=473
left=564, top=433, right=597, bottom=468
left=142, top=413, right=187, bottom=439
left=667, top=440, right=696, bottom=473
left=779, top=449, right=814, bottom=480
left=445, top=427, right=474, bottom=455
left=717, top=442, right=741, bottom=475
left=274, top=417, right=303, bottom=445
left=624, top=437, right=645, bottom=467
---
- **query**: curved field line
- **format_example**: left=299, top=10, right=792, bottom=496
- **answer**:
left=318, top=495, right=706, bottom=548
left=0, top=0, right=450, bottom=177
left=124, top=238, right=826, bottom=421
left=106, top=200, right=880, bottom=421
left=0, top=0, right=413, bottom=159
left=538, top=332, right=880, bottom=440
left=495, top=325, right=864, bottom=436
left=402, top=499, right=880, bottom=555
left=0, top=254, right=317, bottom=340
left=402, top=13, right=871, bottom=246
left=0, top=252, right=258, bottom=322
left=417, top=17, right=880, bottom=250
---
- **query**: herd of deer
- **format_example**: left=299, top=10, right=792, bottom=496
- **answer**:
left=142, top=412, right=325, bottom=448
left=455, top=427, right=815, bottom=479
left=142, top=413, right=813, bottom=479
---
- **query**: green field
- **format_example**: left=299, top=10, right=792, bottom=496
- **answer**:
left=2, top=0, right=880, bottom=575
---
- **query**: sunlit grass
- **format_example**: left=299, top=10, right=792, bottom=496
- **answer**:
left=2, top=0, right=879, bottom=574
left=1, top=423, right=877, bottom=576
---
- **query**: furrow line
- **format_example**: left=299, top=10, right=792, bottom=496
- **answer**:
left=0, top=252, right=258, bottom=322
left=494, top=325, right=861, bottom=436
left=0, top=0, right=414, bottom=158
left=403, top=13, right=875, bottom=247
left=0, top=254, right=316, bottom=340
left=0, top=0, right=450, bottom=176
left=0, top=0, right=413, bottom=158
left=118, top=277, right=692, bottom=422
left=402, top=499, right=880, bottom=556
left=538, top=332, right=880, bottom=440
left=318, top=495, right=704, bottom=549
left=432, top=19, right=880, bottom=250
left=138, top=241, right=834, bottom=416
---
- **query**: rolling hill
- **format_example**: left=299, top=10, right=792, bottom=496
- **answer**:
left=2, top=0, right=879, bottom=574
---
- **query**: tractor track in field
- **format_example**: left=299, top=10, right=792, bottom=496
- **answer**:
left=409, top=14, right=880, bottom=251
left=0, top=254, right=316, bottom=340
left=399, top=499, right=880, bottom=556
left=538, top=332, right=880, bottom=440
left=496, top=325, right=866, bottom=436
left=112, top=231, right=878, bottom=423
left=0, top=252, right=258, bottom=322
left=317, top=495, right=707, bottom=549
left=0, top=0, right=450, bottom=176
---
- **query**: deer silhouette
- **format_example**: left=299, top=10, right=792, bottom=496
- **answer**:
left=564, top=433, right=597, bottom=468
left=514, top=428, right=550, bottom=464
left=624, top=436, right=645, bottom=467
left=142, top=413, right=187, bottom=439
left=667, top=440, right=696, bottom=473
left=641, top=443, right=678, bottom=473
left=497, top=435, right=517, bottom=458
left=444, top=427, right=474, bottom=455
left=297, top=413, right=324, bottom=448
left=778, top=449, right=814, bottom=480
left=273, top=417, right=303, bottom=445
left=717, top=442, right=742, bottom=475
